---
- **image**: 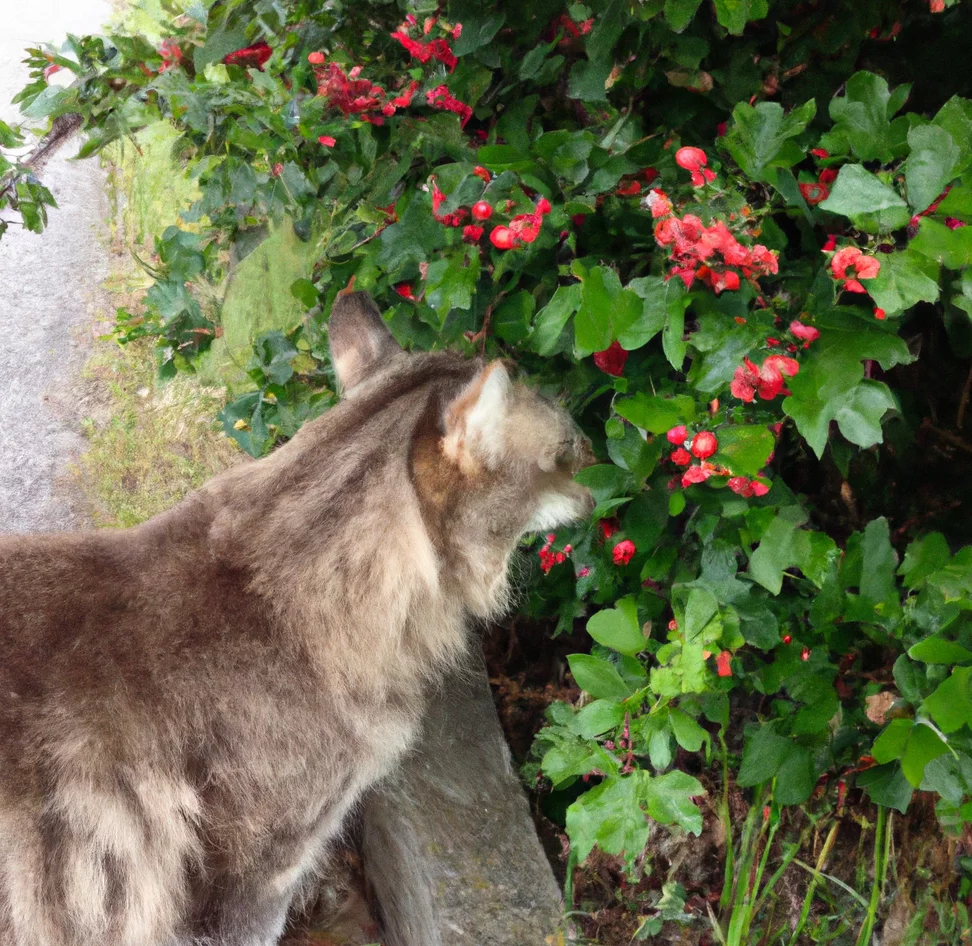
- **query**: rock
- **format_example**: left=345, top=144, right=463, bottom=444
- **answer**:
left=359, top=657, right=565, bottom=946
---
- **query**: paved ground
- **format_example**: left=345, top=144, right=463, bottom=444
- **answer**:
left=0, top=0, right=112, bottom=533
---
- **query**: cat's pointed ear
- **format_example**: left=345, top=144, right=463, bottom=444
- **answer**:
left=328, top=289, right=402, bottom=394
left=444, top=362, right=512, bottom=470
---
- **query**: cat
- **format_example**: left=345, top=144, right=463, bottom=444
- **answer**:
left=0, top=290, right=593, bottom=946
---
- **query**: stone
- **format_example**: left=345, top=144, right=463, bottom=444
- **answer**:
left=359, top=656, right=565, bottom=946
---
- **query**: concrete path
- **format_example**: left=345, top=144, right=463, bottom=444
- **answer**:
left=0, top=0, right=112, bottom=533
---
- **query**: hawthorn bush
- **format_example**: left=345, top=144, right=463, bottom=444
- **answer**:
left=14, top=0, right=972, bottom=931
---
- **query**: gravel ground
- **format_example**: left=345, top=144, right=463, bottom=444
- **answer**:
left=0, top=0, right=112, bottom=533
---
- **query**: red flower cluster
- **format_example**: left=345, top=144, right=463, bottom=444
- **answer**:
left=675, top=147, right=716, bottom=187
left=539, top=533, right=572, bottom=574
left=430, top=177, right=468, bottom=227
left=593, top=340, right=628, bottom=376
left=551, top=12, right=594, bottom=43
left=665, top=427, right=732, bottom=487
left=391, top=16, right=459, bottom=71
left=612, top=539, right=636, bottom=566
left=830, top=246, right=881, bottom=294
left=223, top=42, right=273, bottom=70
left=652, top=209, right=778, bottom=293
left=158, top=39, right=181, bottom=73
left=488, top=198, right=552, bottom=250
left=731, top=355, right=800, bottom=402
left=311, top=56, right=413, bottom=125
left=790, top=319, right=820, bottom=344
left=426, top=84, right=472, bottom=128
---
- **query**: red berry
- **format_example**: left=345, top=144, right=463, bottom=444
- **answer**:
left=472, top=200, right=493, bottom=221
left=691, top=431, right=718, bottom=459
left=782, top=634, right=792, bottom=644
left=489, top=226, right=515, bottom=250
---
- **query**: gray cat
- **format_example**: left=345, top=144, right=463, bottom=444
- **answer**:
left=0, top=291, right=592, bottom=946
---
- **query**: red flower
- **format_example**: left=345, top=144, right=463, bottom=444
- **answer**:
left=811, top=148, right=829, bottom=158
left=681, top=464, right=712, bottom=487
left=874, top=307, right=886, bottom=320
left=716, top=122, right=727, bottom=137
left=750, top=479, right=770, bottom=497
left=644, top=188, right=673, bottom=218
left=728, top=477, right=754, bottom=497
left=789, top=319, right=820, bottom=343
left=801, top=646, right=811, bottom=661
left=671, top=447, right=692, bottom=466
left=822, top=234, right=837, bottom=252
left=473, top=166, right=491, bottom=183
left=223, top=42, right=273, bottom=70
left=593, top=341, right=628, bottom=377
left=394, top=282, right=417, bottom=301
left=818, top=168, right=838, bottom=186
left=799, top=181, right=829, bottom=205
left=43, top=63, right=62, bottom=81
left=831, top=246, right=880, bottom=293
left=318, top=135, right=336, bottom=147
left=391, top=30, right=458, bottom=71
left=946, top=217, right=967, bottom=230
left=599, top=518, right=620, bottom=540
left=426, top=84, right=472, bottom=127
left=536, top=197, right=552, bottom=215
left=731, top=356, right=799, bottom=402
left=675, top=146, right=716, bottom=187
left=307, top=51, right=326, bottom=65
left=612, top=539, right=636, bottom=566
left=716, top=651, right=733, bottom=677
left=643, top=167, right=659, bottom=184
left=691, top=431, right=718, bottom=459
left=462, top=225, right=483, bottom=243
left=616, top=180, right=641, bottom=196
left=472, top=201, right=493, bottom=221
left=667, top=425, right=688, bottom=445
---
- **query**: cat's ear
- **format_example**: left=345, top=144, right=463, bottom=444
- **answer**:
left=328, top=289, right=402, bottom=394
left=443, top=361, right=512, bottom=470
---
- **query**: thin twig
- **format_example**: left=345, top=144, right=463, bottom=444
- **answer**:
left=957, top=362, right=972, bottom=430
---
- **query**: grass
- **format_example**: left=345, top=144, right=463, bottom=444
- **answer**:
left=77, top=332, right=241, bottom=528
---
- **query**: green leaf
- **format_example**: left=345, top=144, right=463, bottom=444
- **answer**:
left=621, top=276, right=689, bottom=353
left=905, top=125, right=960, bottom=214
left=424, top=248, right=481, bottom=329
left=748, top=507, right=809, bottom=595
left=828, top=72, right=909, bottom=163
left=899, top=532, right=951, bottom=590
left=783, top=312, right=912, bottom=457
left=775, top=744, right=814, bottom=805
left=715, top=425, right=775, bottom=477
left=664, top=0, right=704, bottom=32
left=614, top=393, right=695, bottom=434
left=683, top=588, right=720, bottom=640
left=901, top=723, right=949, bottom=787
left=587, top=597, right=646, bottom=657
left=575, top=266, right=642, bottom=357
left=713, top=0, right=769, bottom=35
left=867, top=249, right=941, bottom=317
left=873, top=718, right=912, bottom=763
left=861, top=517, right=897, bottom=604
left=723, top=100, right=816, bottom=180
left=568, top=654, right=634, bottom=701
left=566, top=775, right=650, bottom=863
left=574, top=464, right=629, bottom=504
left=818, top=165, right=910, bottom=233
left=925, top=667, right=972, bottom=734
left=909, top=637, right=972, bottom=665
left=669, top=708, right=707, bottom=752
left=933, top=97, right=972, bottom=175
left=857, top=763, right=913, bottom=812
left=911, top=217, right=972, bottom=269
left=530, top=285, right=581, bottom=356
left=573, top=700, right=627, bottom=739
left=450, top=10, right=505, bottom=55
left=643, top=770, right=705, bottom=835
left=737, top=724, right=791, bottom=786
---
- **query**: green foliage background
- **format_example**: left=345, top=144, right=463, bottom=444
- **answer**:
left=10, top=0, right=972, bottom=928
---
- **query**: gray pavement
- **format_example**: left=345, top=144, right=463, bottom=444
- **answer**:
left=0, top=0, right=111, bottom=532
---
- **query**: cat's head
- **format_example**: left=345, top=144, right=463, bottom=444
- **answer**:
left=328, top=290, right=594, bottom=615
